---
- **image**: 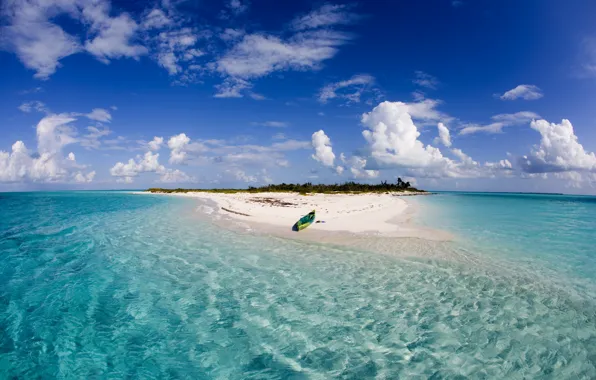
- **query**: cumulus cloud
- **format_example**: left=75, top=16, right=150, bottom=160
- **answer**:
left=404, top=99, right=452, bottom=125
left=110, top=151, right=194, bottom=183
left=0, top=114, right=94, bottom=183
left=167, top=133, right=207, bottom=164
left=18, top=101, right=48, bottom=113
left=318, top=74, right=376, bottom=104
left=148, top=136, right=164, bottom=151
left=110, top=151, right=164, bottom=177
left=360, top=101, right=511, bottom=179
left=436, top=122, right=452, bottom=147
left=459, top=111, right=539, bottom=135
left=311, top=130, right=335, bottom=167
left=361, top=102, right=446, bottom=169
left=499, top=84, right=543, bottom=101
left=167, top=133, right=191, bottom=164
left=86, top=108, right=112, bottom=122
left=346, top=155, right=379, bottom=179
left=519, top=119, right=596, bottom=173
left=74, top=170, right=96, bottom=183
left=413, top=71, right=439, bottom=89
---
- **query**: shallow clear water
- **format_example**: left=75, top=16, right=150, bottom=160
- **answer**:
left=1, top=192, right=595, bottom=378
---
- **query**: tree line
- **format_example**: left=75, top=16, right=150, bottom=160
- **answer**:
left=148, top=178, right=422, bottom=194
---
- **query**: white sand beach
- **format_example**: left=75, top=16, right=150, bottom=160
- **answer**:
left=151, top=191, right=451, bottom=242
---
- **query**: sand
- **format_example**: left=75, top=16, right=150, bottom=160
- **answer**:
left=149, top=191, right=451, bottom=242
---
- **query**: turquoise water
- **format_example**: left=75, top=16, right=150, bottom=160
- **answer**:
left=1, top=192, right=595, bottom=378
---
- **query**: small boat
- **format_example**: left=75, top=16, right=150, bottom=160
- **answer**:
left=294, top=210, right=315, bottom=231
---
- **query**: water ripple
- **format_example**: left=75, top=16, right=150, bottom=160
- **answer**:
left=0, top=192, right=595, bottom=378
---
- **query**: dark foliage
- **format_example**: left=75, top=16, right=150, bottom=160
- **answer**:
left=147, top=179, right=423, bottom=194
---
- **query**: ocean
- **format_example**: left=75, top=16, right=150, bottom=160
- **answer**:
left=0, top=191, right=595, bottom=378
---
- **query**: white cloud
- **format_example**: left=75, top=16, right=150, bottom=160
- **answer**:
left=228, top=168, right=257, bottom=183
left=142, top=8, right=172, bottom=30
left=211, top=4, right=359, bottom=97
left=214, top=78, right=252, bottom=98
left=290, top=4, right=358, bottom=31
left=109, top=150, right=194, bottom=183
left=311, top=130, right=335, bottom=167
left=220, top=28, right=245, bottom=41
left=86, top=108, right=112, bottom=122
left=413, top=71, right=439, bottom=89
left=404, top=99, right=451, bottom=124
left=227, top=0, right=248, bottom=15
left=1, top=0, right=81, bottom=79
left=411, top=90, right=426, bottom=101
left=499, top=84, right=543, bottom=101
left=252, top=121, right=288, bottom=128
left=216, top=31, right=351, bottom=80
left=361, top=101, right=445, bottom=169
left=519, top=119, right=596, bottom=173
left=148, top=136, right=164, bottom=151
left=0, top=113, right=94, bottom=183
left=272, top=133, right=286, bottom=140
left=318, top=74, right=376, bottom=104
left=345, top=155, right=379, bottom=179
left=436, top=122, right=452, bottom=147
left=360, top=101, right=510, bottom=179
left=167, top=133, right=191, bottom=164
left=83, top=3, right=148, bottom=64
left=80, top=126, right=112, bottom=149
left=18, top=101, right=48, bottom=113
left=154, top=28, right=204, bottom=77
left=74, top=170, right=95, bottom=183
left=167, top=133, right=206, bottom=164
left=159, top=169, right=195, bottom=183
left=1, top=0, right=148, bottom=79
left=459, top=111, right=539, bottom=135
left=110, top=151, right=165, bottom=177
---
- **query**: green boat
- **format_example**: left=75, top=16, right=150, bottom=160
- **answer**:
left=294, top=210, right=315, bottom=231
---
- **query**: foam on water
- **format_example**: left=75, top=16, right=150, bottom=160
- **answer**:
left=1, top=192, right=595, bottom=378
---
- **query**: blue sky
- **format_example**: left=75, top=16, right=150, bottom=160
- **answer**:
left=1, top=0, right=596, bottom=193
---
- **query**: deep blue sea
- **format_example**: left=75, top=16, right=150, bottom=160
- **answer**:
left=1, top=191, right=595, bottom=379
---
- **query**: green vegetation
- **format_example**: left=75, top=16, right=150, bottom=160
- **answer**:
left=147, top=178, right=424, bottom=194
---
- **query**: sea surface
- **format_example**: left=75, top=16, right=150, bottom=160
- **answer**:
left=1, top=191, right=595, bottom=379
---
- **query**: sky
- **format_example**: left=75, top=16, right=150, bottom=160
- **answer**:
left=1, top=0, right=596, bottom=193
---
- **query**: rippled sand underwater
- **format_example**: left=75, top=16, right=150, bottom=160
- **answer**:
left=1, top=192, right=595, bottom=378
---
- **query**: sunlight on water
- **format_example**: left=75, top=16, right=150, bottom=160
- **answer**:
left=1, top=192, right=595, bottom=378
